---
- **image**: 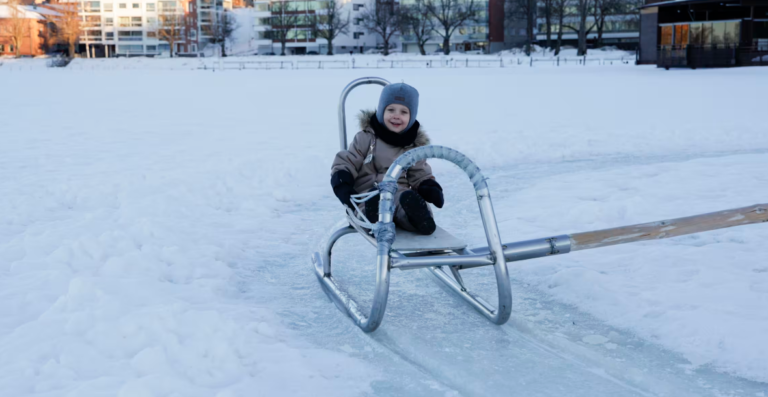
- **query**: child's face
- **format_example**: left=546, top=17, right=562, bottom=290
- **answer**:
left=383, top=104, right=411, bottom=133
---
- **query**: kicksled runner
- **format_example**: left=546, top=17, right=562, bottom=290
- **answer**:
left=313, top=77, right=768, bottom=333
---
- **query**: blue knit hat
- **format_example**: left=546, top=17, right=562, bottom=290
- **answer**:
left=376, top=83, right=419, bottom=131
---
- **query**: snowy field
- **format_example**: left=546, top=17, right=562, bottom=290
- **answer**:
left=1, top=63, right=767, bottom=397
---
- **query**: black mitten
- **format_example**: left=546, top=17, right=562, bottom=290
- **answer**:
left=417, top=179, right=444, bottom=208
left=331, top=170, right=357, bottom=209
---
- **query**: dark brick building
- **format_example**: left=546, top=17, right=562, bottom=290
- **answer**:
left=639, top=0, right=768, bottom=68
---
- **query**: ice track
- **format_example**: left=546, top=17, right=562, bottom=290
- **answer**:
left=234, top=150, right=768, bottom=397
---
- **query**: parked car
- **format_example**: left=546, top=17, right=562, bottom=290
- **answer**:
left=263, top=52, right=276, bottom=56
left=307, top=51, right=319, bottom=55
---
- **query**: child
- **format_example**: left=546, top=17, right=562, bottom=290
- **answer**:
left=330, top=83, right=444, bottom=235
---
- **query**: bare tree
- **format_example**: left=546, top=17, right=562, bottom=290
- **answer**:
left=399, top=0, right=434, bottom=55
left=54, top=1, right=80, bottom=57
left=591, top=0, right=621, bottom=47
left=312, top=0, right=350, bottom=55
left=562, top=0, right=594, bottom=56
left=204, top=9, right=238, bottom=57
left=156, top=12, right=185, bottom=57
left=505, top=0, right=536, bottom=55
left=2, top=0, right=29, bottom=57
left=426, top=0, right=478, bottom=55
left=551, top=0, right=572, bottom=55
left=268, top=0, right=298, bottom=56
left=359, top=0, right=400, bottom=56
left=542, top=0, right=553, bottom=48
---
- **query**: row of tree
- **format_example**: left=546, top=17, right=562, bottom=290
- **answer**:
left=269, top=0, right=481, bottom=56
left=508, top=0, right=641, bottom=56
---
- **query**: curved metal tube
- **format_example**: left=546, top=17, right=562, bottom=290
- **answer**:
left=378, top=145, right=513, bottom=325
left=338, top=77, right=389, bottom=151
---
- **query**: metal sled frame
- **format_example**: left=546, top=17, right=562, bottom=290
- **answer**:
left=313, top=77, right=768, bottom=333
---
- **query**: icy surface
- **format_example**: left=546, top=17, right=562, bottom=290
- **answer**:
left=1, top=65, right=767, bottom=396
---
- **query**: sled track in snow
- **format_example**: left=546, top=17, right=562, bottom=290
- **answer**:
left=237, top=148, right=768, bottom=396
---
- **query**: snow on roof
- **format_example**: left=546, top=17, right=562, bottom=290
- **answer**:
left=0, top=4, right=45, bottom=19
left=24, top=5, right=63, bottom=17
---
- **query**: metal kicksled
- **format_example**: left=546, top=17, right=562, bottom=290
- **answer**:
left=313, top=77, right=768, bottom=333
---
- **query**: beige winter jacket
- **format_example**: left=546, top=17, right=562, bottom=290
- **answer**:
left=331, top=110, right=434, bottom=195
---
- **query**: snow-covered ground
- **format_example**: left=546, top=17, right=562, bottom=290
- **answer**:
left=1, top=64, right=767, bottom=396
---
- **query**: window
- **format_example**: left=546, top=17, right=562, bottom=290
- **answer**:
left=147, top=31, right=157, bottom=37
left=83, top=1, right=101, bottom=12
left=117, top=44, right=143, bottom=54
left=723, top=21, right=740, bottom=44
left=104, top=2, right=113, bottom=11
left=354, top=18, right=362, bottom=25
left=159, top=1, right=176, bottom=11
left=689, top=23, right=702, bottom=45
left=353, top=3, right=363, bottom=10
left=119, top=16, right=130, bottom=26
left=0, top=44, right=4, bottom=52
left=85, top=15, right=101, bottom=26
left=118, top=30, right=143, bottom=41
left=353, top=32, right=364, bottom=39
left=105, top=17, right=113, bottom=26
left=673, top=24, right=688, bottom=46
left=700, top=23, right=712, bottom=46
left=147, top=16, right=157, bottom=25
left=755, top=21, right=768, bottom=49
left=105, top=32, right=114, bottom=39
left=132, top=3, right=140, bottom=8
left=255, top=3, right=268, bottom=11
left=131, top=16, right=142, bottom=27
left=146, top=2, right=155, bottom=11
left=119, top=3, right=126, bottom=8
left=190, top=29, right=196, bottom=39
left=711, top=21, right=725, bottom=46
left=660, top=25, right=673, bottom=46
left=146, top=45, right=157, bottom=52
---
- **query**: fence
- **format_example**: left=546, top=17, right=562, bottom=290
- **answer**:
left=656, top=44, right=768, bottom=69
left=199, top=55, right=636, bottom=71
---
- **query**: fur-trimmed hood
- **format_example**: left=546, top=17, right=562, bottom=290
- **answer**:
left=357, top=109, right=430, bottom=148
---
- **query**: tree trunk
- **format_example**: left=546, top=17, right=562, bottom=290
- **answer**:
left=526, top=0, right=535, bottom=55
left=69, top=41, right=75, bottom=57
left=545, top=5, right=552, bottom=49
left=169, top=42, right=175, bottom=57
left=327, top=37, right=334, bottom=55
left=577, top=3, right=588, bottom=56
left=221, top=41, right=227, bottom=57
left=281, top=40, right=286, bottom=55
left=383, top=35, right=390, bottom=56
left=555, top=14, right=564, bottom=56
left=418, top=42, right=426, bottom=55
left=442, top=35, right=450, bottom=55
left=595, top=17, right=604, bottom=47
left=14, top=38, right=21, bottom=57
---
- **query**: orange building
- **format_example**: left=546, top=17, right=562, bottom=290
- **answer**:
left=0, top=4, right=61, bottom=56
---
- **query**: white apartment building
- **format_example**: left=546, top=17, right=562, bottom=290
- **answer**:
left=65, top=0, right=226, bottom=57
left=252, top=0, right=378, bottom=55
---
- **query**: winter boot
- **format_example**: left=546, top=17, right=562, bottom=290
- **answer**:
left=364, top=193, right=380, bottom=224
left=399, top=190, right=436, bottom=235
